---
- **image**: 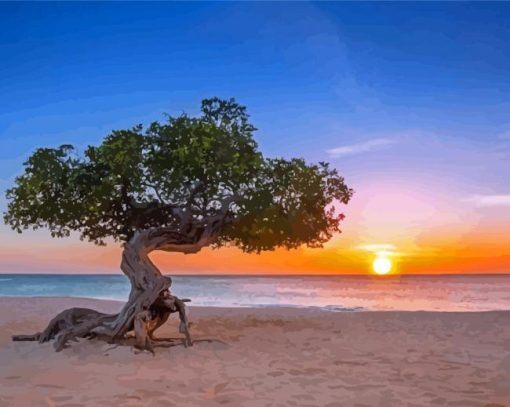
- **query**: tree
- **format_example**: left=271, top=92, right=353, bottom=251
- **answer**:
left=4, top=97, right=353, bottom=352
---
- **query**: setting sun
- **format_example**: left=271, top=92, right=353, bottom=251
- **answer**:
left=373, top=256, right=392, bottom=275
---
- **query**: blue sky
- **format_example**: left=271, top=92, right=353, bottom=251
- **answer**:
left=1, top=2, right=509, bottom=273
left=2, top=2, right=509, bottom=155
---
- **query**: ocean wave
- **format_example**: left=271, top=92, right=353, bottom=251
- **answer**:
left=322, top=305, right=365, bottom=312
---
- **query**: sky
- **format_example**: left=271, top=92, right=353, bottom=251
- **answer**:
left=1, top=2, right=509, bottom=275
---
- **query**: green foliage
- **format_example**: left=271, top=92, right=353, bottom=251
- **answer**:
left=4, top=97, right=353, bottom=251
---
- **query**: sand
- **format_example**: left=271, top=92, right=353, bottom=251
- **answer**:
left=0, top=297, right=509, bottom=407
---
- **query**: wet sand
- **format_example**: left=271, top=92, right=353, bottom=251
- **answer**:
left=0, top=297, right=509, bottom=406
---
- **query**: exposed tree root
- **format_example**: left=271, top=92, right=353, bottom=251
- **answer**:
left=12, top=293, right=193, bottom=353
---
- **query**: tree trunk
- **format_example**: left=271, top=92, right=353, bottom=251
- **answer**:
left=12, top=228, right=197, bottom=352
left=109, top=230, right=171, bottom=338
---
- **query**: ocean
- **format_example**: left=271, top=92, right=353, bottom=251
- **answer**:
left=0, top=273, right=509, bottom=312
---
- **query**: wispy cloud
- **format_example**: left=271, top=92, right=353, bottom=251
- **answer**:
left=498, top=130, right=510, bottom=140
left=356, top=243, right=397, bottom=253
left=327, top=138, right=396, bottom=157
left=355, top=243, right=406, bottom=258
left=465, top=194, right=510, bottom=207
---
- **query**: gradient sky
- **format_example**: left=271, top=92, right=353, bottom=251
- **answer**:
left=1, top=2, right=509, bottom=274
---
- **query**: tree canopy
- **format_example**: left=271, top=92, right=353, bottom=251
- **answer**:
left=4, top=97, right=353, bottom=253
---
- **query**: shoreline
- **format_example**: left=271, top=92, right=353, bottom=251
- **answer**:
left=1, top=297, right=510, bottom=406
left=2, top=274, right=510, bottom=313
left=1, top=295, right=510, bottom=314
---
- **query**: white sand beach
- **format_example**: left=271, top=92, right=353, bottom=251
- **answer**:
left=0, top=297, right=509, bottom=407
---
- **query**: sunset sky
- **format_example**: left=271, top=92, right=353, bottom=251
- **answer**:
left=1, top=2, right=509, bottom=275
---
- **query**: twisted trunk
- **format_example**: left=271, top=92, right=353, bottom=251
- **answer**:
left=12, top=227, right=211, bottom=352
left=108, top=231, right=170, bottom=339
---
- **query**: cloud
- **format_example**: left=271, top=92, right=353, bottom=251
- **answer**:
left=355, top=243, right=407, bottom=258
left=356, top=243, right=397, bottom=253
left=327, top=138, right=396, bottom=157
left=465, top=194, right=510, bottom=207
left=498, top=130, right=510, bottom=140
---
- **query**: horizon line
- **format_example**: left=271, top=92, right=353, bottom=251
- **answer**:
left=1, top=272, right=509, bottom=277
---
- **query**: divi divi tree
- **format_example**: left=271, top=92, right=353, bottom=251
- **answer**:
left=4, top=98, right=353, bottom=352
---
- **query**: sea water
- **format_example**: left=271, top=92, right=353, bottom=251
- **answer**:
left=0, top=273, right=509, bottom=312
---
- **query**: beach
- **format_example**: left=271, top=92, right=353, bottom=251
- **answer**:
left=0, top=297, right=509, bottom=407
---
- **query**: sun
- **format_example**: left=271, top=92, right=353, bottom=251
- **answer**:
left=373, top=256, right=392, bottom=275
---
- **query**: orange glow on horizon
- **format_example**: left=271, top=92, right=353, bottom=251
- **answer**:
left=0, top=178, right=508, bottom=275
